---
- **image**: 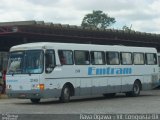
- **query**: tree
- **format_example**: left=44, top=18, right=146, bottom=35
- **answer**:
left=122, top=25, right=133, bottom=31
left=81, top=10, right=116, bottom=29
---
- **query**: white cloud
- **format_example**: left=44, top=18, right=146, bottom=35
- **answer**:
left=0, top=0, right=160, bottom=33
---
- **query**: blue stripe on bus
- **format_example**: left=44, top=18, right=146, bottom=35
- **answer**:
left=88, top=67, right=132, bottom=75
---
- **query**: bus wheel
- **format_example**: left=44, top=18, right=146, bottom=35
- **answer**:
left=132, top=81, right=141, bottom=96
left=30, top=99, right=40, bottom=103
left=126, top=81, right=141, bottom=97
left=60, top=85, right=71, bottom=103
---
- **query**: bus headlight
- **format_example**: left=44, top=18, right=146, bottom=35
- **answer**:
left=31, top=84, right=39, bottom=90
left=31, top=84, right=45, bottom=90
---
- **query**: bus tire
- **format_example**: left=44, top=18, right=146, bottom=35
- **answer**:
left=126, top=81, right=141, bottom=97
left=132, top=81, right=141, bottom=96
left=60, top=85, right=71, bottom=103
left=30, top=98, right=40, bottom=103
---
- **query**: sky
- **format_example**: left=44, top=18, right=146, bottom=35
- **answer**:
left=0, top=0, right=160, bottom=33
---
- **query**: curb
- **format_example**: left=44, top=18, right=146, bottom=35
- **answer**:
left=0, top=94, right=8, bottom=99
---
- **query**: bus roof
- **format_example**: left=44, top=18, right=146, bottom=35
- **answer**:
left=10, top=42, right=157, bottom=53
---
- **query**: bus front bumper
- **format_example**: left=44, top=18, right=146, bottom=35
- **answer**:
left=6, top=90, right=42, bottom=99
left=6, top=89, right=61, bottom=99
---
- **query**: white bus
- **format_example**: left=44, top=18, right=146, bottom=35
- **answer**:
left=6, top=42, right=159, bottom=103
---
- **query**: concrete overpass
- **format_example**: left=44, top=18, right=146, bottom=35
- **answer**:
left=0, top=20, right=160, bottom=52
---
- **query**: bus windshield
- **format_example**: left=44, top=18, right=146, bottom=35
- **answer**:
left=7, top=50, right=44, bottom=74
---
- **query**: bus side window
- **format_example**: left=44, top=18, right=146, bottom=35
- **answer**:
left=58, top=50, right=73, bottom=65
left=45, top=50, right=55, bottom=73
left=133, top=53, right=145, bottom=65
left=74, top=51, right=90, bottom=65
left=106, top=52, right=120, bottom=65
left=91, top=51, right=105, bottom=65
left=121, top=52, right=132, bottom=65
left=146, top=53, right=157, bottom=65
